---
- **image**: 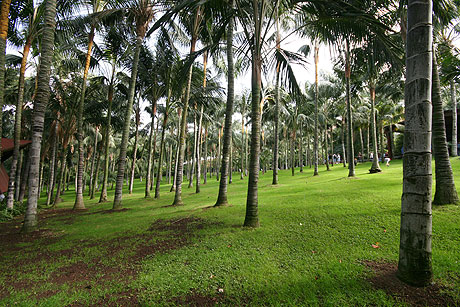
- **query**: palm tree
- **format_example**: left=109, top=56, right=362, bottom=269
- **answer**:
left=0, top=0, right=12, bottom=163
left=74, top=0, right=113, bottom=210
left=5, top=0, right=43, bottom=209
left=397, top=0, right=433, bottom=287
left=113, top=0, right=155, bottom=210
left=431, top=50, right=459, bottom=205
left=215, top=1, right=235, bottom=207
left=23, top=0, right=57, bottom=232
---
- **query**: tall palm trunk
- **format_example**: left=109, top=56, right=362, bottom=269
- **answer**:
left=19, top=155, right=31, bottom=203
left=299, top=120, right=303, bottom=172
left=345, top=41, right=355, bottom=177
left=23, top=0, right=56, bottom=231
left=244, top=0, right=263, bottom=228
left=74, top=25, right=95, bottom=210
left=151, top=116, right=159, bottom=191
left=46, top=123, right=59, bottom=206
left=341, top=119, right=347, bottom=167
left=6, top=37, right=32, bottom=209
left=15, top=151, right=23, bottom=201
left=290, top=131, right=295, bottom=176
left=129, top=106, right=140, bottom=194
left=369, top=85, right=381, bottom=172
left=216, top=126, right=221, bottom=181
left=451, top=80, right=457, bottom=156
left=155, top=110, right=169, bottom=198
left=99, top=61, right=115, bottom=203
left=380, top=123, right=385, bottom=165
left=359, top=127, right=364, bottom=162
left=146, top=98, right=157, bottom=197
left=313, top=42, right=319, bottom=176
left=88, top=126, right=98, bottom=196
left=272, top=2, right=280, bottom=185
left=188, top=114, right=196, bottom=188
left=53, top=149, right=67, bottom=206
left=324, top=122, right=329, bottom=171
left=366, top=122, right=370, bottom=161
left=0, top=0, right=12, bottom=163
left=172, top=29, right=198, bottom=205
left=196, top=51, right=207, bottom=193
left=170, top=111, right=181, bottom=192
left=398, top=0, right=433, bottom=286
left=168, top=143, right=172, bottom=184
left=196, top=104, right=204, bottom=193
left=215, top=11, right=235, bottom=206
left=432, top=51, right=458, bottom=205
left=203, top=124, right=208, bottom=184
left=91, top=149, right=100, bottom=199
left=113, top=33, right=143, bottom=210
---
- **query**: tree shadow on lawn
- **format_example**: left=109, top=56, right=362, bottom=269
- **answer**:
left=0, top=215, right=221, bottom=306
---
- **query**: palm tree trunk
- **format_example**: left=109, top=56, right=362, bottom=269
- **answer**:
left=359, top=127, right=364, bottom=162
left=129, top=107, right=140, bottom=194
left=380, top=123, right=385, bottom=166
left=188, top=114, right=196, bottom=188
left=99, top=61, right=115, bottom=203
left=215, top=11, right=235, bottom=206
left=397, top=0, right=433, bottom=286
left=145, top=96, right=157, bottom=196
left=345, top=40, right=355, bottom=177
left=151, top=118, right=159, bottom=191
left=0, top=0, right=12, bottom=163
left=204, top=124, right=208, bottom=184
left=14, top=150, right=23, bottom=201
left=172, top=33, right=197, bottom=205
left=216, top=126, right=221, bottom=181
left=19, top=155, right=31, bottom=203
left=369, top=85, right=381, bottom=172
left=168, top=143, right=172, bottom=185
left=196, top=104, right=204, bottom=193
left=155, top=112, right=169, bottom=199
left=229, top=137, right=233, bottom=184
left=6, top=37, right=32, bottom=209
left=91, top=149, right=100, bottom=199
left=432, top=51, right=458, bottom=205
left=341, top=119, right=347, bottom=167
left=244, top=0, right=263, bottom=228
left=23, top=0, right=56, bottom=231
left=313, top=42, right=319, bottom=176
left=53, top=148, right=67, bottom=206
left=299, top=121, right=303, bottom=172
left=451, top=80, right=457, bottom=156
left=74, top=25, right=95, bottom=210
left=46, top=123, right=59, bottom=207
left=290, top=131, right=295, bottom=176
left=366, top=122, right=370, bottom=161
left=273, top=2, right=280, bottom=184
left=113, top=35, right=142, bottom=210
left=88, top=126, right=98, bottom=196
left=325, top=122, right=330, bottom=171
left=196, top=51, right=207, bottom=193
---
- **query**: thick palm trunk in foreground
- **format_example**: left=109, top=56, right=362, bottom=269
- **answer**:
left=244, top=0, right=263, bottom=228
left=397, top=0, right=433, bottom=286
left=215, top=10, right=235, bottom=207
left=23, top=0, right=56, bottom=232
left=432, top=52, right=458, bottom=205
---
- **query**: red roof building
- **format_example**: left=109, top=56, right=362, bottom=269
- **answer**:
left=0, top=138, right=31, bottom=193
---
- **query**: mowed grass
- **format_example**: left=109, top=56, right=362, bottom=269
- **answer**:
left=0, top=158, right=459, bottom=306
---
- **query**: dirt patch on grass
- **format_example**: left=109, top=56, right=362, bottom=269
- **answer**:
left=1, top=215, right=217, bottom=306
left=170, top=292, right=224, bottom=306
left=363, top=260, right=458, bottom=306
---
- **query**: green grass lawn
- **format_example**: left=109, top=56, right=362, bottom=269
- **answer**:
left=1, top=159, right=459, bottom=306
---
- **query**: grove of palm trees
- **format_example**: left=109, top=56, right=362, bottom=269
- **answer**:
left=0, top=0, right=459, bottom=305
